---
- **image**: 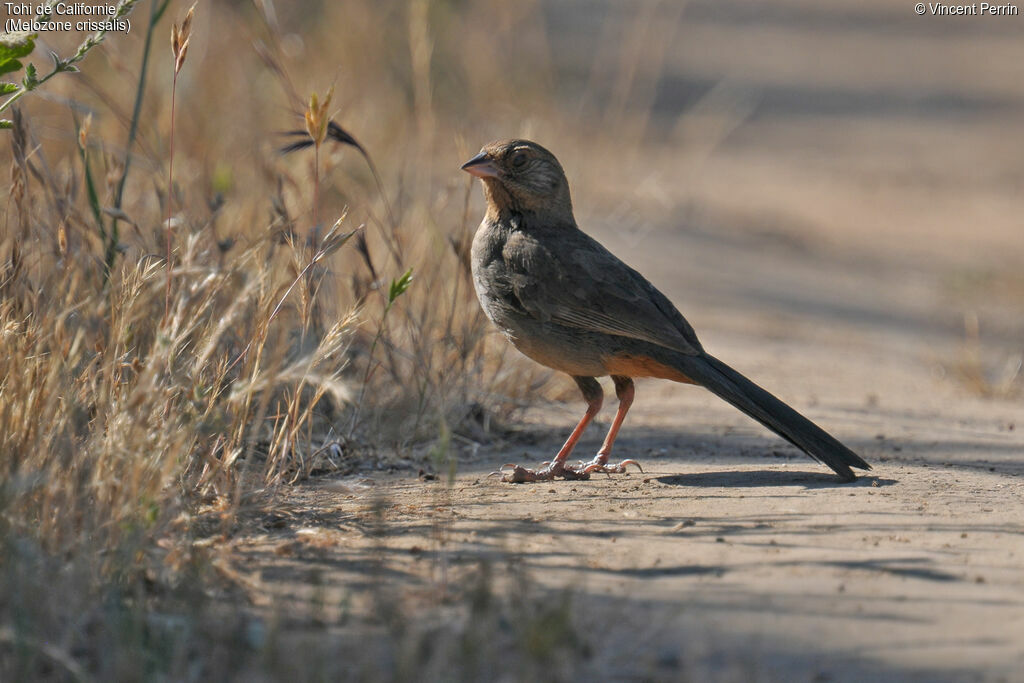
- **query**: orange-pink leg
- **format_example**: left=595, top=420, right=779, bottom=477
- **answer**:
left=580, top=375, right=642, bottom=475
left=500, top=376, right=603, bottom=482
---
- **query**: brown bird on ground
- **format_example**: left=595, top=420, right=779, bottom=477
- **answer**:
left=461, top=139, right=871, bottom=483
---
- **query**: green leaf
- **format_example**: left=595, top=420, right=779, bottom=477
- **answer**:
left=0, top=120, right=12, bottom=129
left=74, top=111, right=107, bottom=242
left=22, top=62, right=37, bottom=89
left=0, top=60, right=21, bottom=77
left=388, top=268, right=414, bottom=304
left=0, top=32, right=37, bottom=62
left=0, top=83, right=17, bottom=95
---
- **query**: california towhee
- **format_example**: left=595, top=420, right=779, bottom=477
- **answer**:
left=462, top=139, right=871, bottom=483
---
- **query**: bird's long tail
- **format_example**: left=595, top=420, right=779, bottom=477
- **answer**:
left=676, top=353, right=871, bottom=481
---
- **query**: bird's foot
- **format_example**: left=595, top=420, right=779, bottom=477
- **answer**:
left=575, top=455, right=643, bottom=476
left=490, top=460, right=592, bottom=483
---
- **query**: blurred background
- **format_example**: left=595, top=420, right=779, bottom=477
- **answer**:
left=21, top=0, right=1021, bottom=390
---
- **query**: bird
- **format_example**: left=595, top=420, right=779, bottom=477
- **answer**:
left=461, top=139, right=871, bottom=483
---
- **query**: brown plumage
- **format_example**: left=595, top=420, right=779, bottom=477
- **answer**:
left=463, top=139, right=870, bottom=482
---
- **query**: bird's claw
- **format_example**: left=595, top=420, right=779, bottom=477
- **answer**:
left=492, top=461, right=593, bottom=483
left=580, top=458, right=643, bottom=475
left=490, top=456, right=640, bottom=483
left=487, top=463, right=519, bottom=478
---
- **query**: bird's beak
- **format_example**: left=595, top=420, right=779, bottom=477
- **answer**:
left=461, top=152, right=500, bottom=179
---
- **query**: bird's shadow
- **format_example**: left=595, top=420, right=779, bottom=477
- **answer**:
left=656, top=469, right=896, bottom=489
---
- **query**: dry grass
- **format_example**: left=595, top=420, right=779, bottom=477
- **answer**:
left=0, top=1, right=569, bottom=678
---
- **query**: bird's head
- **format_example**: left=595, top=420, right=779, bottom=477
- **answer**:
left=461, top=139, right=574, bottom=224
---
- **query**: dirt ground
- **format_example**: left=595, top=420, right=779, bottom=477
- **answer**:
left=223, top=209, right=1023, bottom=681
left=220, top=4, right=1023, bottom=680
left=228, top=308, right=1022, bottom=681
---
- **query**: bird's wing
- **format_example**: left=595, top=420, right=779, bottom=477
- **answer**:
left=503, top=227, right=703, bottom=355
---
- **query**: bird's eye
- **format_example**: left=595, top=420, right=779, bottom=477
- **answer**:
left=510, top=151, right=528, bottom=168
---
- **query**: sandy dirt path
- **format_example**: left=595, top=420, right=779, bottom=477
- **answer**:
left=230, top=366, right=1023, bottom=681
left=227, top=148, right=1023, bottom=680
left=225, top=158, right=1024, bottom=680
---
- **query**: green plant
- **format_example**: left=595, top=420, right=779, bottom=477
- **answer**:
left=0, top=1, right=141, bottom=125
left=348, top=267, right=415, bottom=437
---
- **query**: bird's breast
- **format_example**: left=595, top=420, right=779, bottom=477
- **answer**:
left=470, top=221, right=515, bottom=322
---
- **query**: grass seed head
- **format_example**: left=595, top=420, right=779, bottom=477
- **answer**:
left=171, top=2, right=197, bottom=75
left=305, top=86, right=334, bottom=148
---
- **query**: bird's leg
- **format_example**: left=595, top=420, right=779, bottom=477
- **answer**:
left=500, top=377, right=602, bottom=482
left=578, top=375, right=642, bottom=475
